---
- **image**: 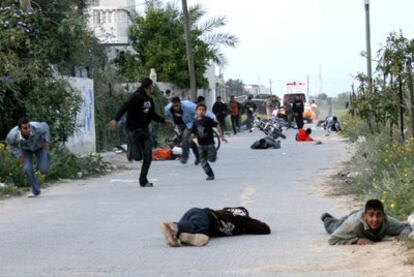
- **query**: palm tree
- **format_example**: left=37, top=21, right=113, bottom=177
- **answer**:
left=187, top=4, right=239, bottom=67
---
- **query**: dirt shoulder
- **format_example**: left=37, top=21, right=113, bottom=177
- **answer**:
left=315, top=151, right=414, bottom=277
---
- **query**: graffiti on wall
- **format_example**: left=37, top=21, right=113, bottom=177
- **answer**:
left=78, top=87, right=94, bottom=135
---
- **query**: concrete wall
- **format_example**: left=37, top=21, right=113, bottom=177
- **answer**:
left=65, top=77, right=96, bottom=155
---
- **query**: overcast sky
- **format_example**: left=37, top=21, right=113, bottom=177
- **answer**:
left=183, top=0, right=414, bottom=97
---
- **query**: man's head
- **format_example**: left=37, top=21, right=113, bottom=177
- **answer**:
left=230, top=96, right=235, bottom=101
left=18, top=117, right=31, bottom=139
left=165, top=89, right=171, bottom=96
left=171, top=97, right=181, bottom=112
left=305, top=128, right=312, bottom=135
left=248, top=95, right=253, bottom=100
left=196, top=103, right=207, bottom=118
left=332, top=116, right=338, bottom=122
left=216, top=96, right=222, bottom=102
left=196, top=95, right=205, bottom=104
left=140, top=78, right=154, bottom=95
left=363, top=199, right=385, bottom=232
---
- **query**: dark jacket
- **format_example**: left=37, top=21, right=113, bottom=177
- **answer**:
left=204, top=207, right=271, bottom=237
left=114, top=88, right=165, bottom=130
left=212, top=102, right=228, bottom=118
left=244, top=100, right=257, bottom=115
left=292, top=99, right=304, bottom=114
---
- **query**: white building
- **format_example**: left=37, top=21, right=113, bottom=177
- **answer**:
left=87, top=0, right=137, bottom=45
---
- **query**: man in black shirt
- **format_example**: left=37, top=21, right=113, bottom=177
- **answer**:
left=160, top=207, right=271, bottom=247
left=292, top=96, right=305, bottom=129
left=212, top=96, right=229, bottom=130
left=244, top=95, right=257, bottom=132
left=192, top=103, right=226, bottom=181
left=109, top=78, right=173, bottom=187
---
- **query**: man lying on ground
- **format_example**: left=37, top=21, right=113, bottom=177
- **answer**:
left=321, top=199, right=412, bottom=245
left=251, top=137, right=281, bottom=149
left=160, top=207, right=270, bottom=247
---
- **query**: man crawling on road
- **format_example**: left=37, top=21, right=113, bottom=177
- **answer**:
left=160, top=207, right=270, bottom=247
left=321, top=199, right=412, bottom=245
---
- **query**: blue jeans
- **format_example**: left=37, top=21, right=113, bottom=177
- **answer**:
left=23, top=149, right=50, bottom=195
left=177, top=208, right=211, bottom=236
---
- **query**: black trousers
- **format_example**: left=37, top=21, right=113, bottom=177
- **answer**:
left=231, top=115, right=240, bottom=134
left=217, top=116, right=226, bottom=130
left=295, top=113, right=304, bottom=129
left=127, top=128, right=153, bottom=185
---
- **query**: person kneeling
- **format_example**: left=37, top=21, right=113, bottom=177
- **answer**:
left=160, top=207, right=271, bottom=247
left=321, top=199, right=412, bottom=245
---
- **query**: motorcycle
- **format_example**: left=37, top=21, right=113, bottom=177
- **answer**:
left=253, top=117, right=286, bottom=140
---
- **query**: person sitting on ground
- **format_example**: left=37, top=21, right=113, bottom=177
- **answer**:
left=325, top=116, right=341, bottom=133
left=160, top=206, right=271, bottom=247
left=296, top=128, right=314, bottom=142
left=251, top=137, right=281, bottom=149
left=321, top=199, right=413, bottom=245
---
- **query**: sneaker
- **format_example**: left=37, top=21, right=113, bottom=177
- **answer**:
left=179, top=233, right=209, bottom=246
left=160, top=222, right=179, bottom=247
left=194, top=159, right=200, bottom=166
left=140, top=182, right=154, bottom=187
left=321, top=212, right=333, bottom=222
left=206, top=176, right=215, bottom=181
left=28, top=192, right=40, bottom=198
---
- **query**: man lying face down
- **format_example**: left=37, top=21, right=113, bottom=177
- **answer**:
left=321, top=199, right=412, bottom=245
left=160, top=207, right=270, bottom=247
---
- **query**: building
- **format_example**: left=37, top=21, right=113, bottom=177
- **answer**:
left=87, top=0, right=137, bottom=46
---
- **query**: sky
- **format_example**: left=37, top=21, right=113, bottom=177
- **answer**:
left=180, top=0, right=414, bottom=97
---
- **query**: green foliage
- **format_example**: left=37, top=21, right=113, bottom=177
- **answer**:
left=0, top=0, right=99, bottom=144
left=340, top=116, right=414, bottom=220
left=351, top=31, right=414, bottom=136
left=47, top=147, right=111, bottom=180
left=0, top=142, right=111, bottom=189
left=0, top=143, right=27, bottom=187
left=118, top=1, right=238, bottom=88
left=226, top=79, right=246, bottom=96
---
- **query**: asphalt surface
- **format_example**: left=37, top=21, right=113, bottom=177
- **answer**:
left=0, top=126, right=358, bottom=277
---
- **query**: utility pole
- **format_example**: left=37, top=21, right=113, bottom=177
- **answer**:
left=407, top=58, right=414, bottom=137
left=364, top=0, right=373, bottom=92
left=269, top=79, right=272, bottom=95
left=181, top=0, right=197, bottom=101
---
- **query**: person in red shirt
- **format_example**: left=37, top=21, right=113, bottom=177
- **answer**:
left=229, top=96, right=241, bottom=135
left=296, top=128, right=314, bottom=141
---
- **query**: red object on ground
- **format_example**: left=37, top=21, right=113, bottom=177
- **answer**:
left=152, top=148, right=173, bottom=160
left=295, top=128, right=313, bottom=142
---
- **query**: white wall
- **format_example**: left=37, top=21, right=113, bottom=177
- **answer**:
left=65, top=77, right=96, bottom=155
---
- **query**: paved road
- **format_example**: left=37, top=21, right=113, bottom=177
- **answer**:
left=0, top=127, right=358, bottom=277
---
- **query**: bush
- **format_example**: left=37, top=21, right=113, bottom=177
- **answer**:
left=341, top=123, right=414, bottom=220
left=46, top=147, right=111, bottom=180
left=0, top=143, right=27, bottom=187
left=0, top=143, right=111, bottom=193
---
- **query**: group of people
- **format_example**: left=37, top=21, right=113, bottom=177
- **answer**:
left=212, top=95, right=257, bottom=135
left=4, top=78, right=411, bottom=250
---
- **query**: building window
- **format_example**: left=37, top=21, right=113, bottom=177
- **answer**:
left=89, top=0, right=100, bottom=7
left=107, top=11, right=112, bottom=23
left=93, top=10, right=100, bottom=24
left=101, top=11, right=106, bottom=23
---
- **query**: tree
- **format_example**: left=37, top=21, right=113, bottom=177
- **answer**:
left=119, top=1, right=238, bottom=89
left=0, top=0, right=101, bottom=143
left=225, top=79, right=245, bottom=96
